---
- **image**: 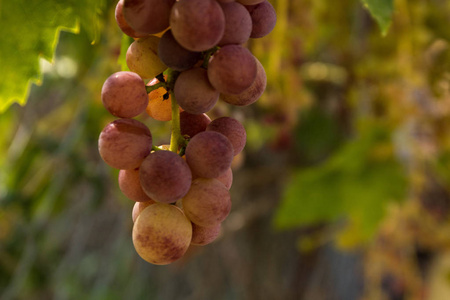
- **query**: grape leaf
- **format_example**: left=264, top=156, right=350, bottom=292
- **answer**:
left=360, top=0, right=394, bottom=35
left=0, top=0, right=105, bottom=113
left=273, top=125, right=407, bottom=244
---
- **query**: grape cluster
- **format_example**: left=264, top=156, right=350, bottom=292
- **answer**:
left=99, top=0, right=276, bottom=265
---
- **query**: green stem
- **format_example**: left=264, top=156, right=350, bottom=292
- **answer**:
left=202, top=46, right=220, bottom=69
left=151, top=145, right=161, bottom=151
left=166, top=69, right=184, bottom=153
left=146, top=82, right=166, bottom=94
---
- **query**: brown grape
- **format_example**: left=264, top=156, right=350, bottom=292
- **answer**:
left=207, top=45, right=257, bottom=95
left=133, top=203, right=192, bottom=265
left=191, top=223, right=221, bottom=246
left=180, top=111, right=211, bottom=138
left=101, top=71, right=148, bottom=118
left=220, top=56, right=266, bottom=106
left=98, top=119, right=152, bottom=170
left=218, top=2, right=252, bottom=46
left=246, top=0, right=277, bottom=38
left=215, top=167, right=233, bottom=190
left=170, top=0, right=225, bottom=51
left=123, top=0, right=175, bottom=35
left=174, top=67, right=219, bottom=114
left=115, top=0, right=148, bottom=38
left=185, top=131, right=234, bottom=178
left=119, top=168, right=156, bottom=202
left=139, top=150, right=192, bottom=203
left=126, top=36, right=167, bottom=79
left=182, top=178, right=231, bottom=227
left=206, top=117, right=246, bottom=156
left=158, top=30, right=202, bottom=71
left=132, top=201, right=154, bottom=222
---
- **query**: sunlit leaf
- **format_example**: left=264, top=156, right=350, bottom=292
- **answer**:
left=360, top=0, right=394, bottom=35
left=0, top=0, right=105, bottom=112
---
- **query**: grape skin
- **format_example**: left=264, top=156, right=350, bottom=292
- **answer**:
left=158, top=30, right=201, bottom=72
left=246, top=0, right=277, bottom=38
left=115, top=0, right=148, bottom=38
left=133, top=203, right=192, bottom=265
left=220, top=56, right=267, bottom=106
left=139, top=150, right=192, bottom=203
left=123, top=0, right=175, bottom=35
left=207, top=45, right=257, bottom=95
left=182, top=178, right=231, bottom=227
left=185, top=131, right=234, bottom=178
left=146, top=77, right=173, bottom=122
left=101, top=71, right=148, bottom=118
left=237, top=0, right=264, bottom=5
left=170, top=0, right=225, bottom=52
left=119, top=168, right=156, bottom=203
left=206, top=117, right=247, bottom=156
left=218, top=2, right=252, bottom=46
left=174, top=67, right=219, bottom=115
left=132, top=201, right=154, bottom=222
left=191, top=223, right=221, bottom=246
left=193, top=167, right=233, bottom=190
left=126, top=36, right=167, bottom=79
left=180, top=111, right=211, bottom=138
left=98, top=119, right=152, bottom=170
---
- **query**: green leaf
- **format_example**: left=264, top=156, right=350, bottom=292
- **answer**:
left=273, top=125, right=408, bottom=244
left=0, top=0, right=105, bottom=112
left=360, top=0, right=394, bottom=35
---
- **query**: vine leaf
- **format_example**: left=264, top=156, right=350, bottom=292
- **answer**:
left=0, top=0, right=104, bottom=113
left=360, top=0, right=394, bottom=35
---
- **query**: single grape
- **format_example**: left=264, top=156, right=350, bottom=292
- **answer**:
left=246, top=0, right=277, bottom=38
left=140, top=150, right=192, bottom=203
left=194, top=167, right=233, bottom=190
left=158, top=30, right=202, bottom=71
left=123, top=0, right=175, bottom=35
left=206, top=117, right=246, bottom=156
left=133, top=203, right=192, bottom=265
left=170, top=0, right=225, bottom=51
left=182, top=178, right=231, bottom=227
left=220, top=56, right=266, bottom=106
left=191, top=223, right=221, bottom=246
left=174, top=67, right=219, bottom=115
left=119, top=168, right=156, bottom=202
left=185, top=131, right=234, bottom=178
left=132, top=201, right=154, bottom=222
left=180, top=111, right=211, bottom=138
left=115, top=0, right=149, bottom=38
left=101, top=71, right=148, bottom=118
left=126, top=36, right=167, bottom=79
left=146, top=77, right=173, bottom=122
left=218, top=2, right=252, bottom=46
left=207, top=45, right=257, bottom=95
left=98, top=119, right=152, bottom=170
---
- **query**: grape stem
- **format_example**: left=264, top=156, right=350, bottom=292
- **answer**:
left=145, top=81, right=165, bottom=94
left=166, top=69, right=185, bottom=153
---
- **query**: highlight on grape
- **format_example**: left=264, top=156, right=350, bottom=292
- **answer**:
left=99, top=0, right=277, bottom=265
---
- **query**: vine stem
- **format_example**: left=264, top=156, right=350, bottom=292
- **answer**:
left=166, top=69, right=184, bottom=153
left=169, top=91, right=182, bottom=153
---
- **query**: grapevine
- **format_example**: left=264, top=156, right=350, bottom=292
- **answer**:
left=99, top=0, right=277, bottom=265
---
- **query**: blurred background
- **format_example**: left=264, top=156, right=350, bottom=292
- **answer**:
left=1, top=0, right=450, bottom=299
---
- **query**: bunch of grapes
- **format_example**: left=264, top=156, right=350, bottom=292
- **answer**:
left=98, top=0, right=276, bottom=265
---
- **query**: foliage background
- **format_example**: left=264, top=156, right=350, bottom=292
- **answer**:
left=1, top=0, right=450, bottom=299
